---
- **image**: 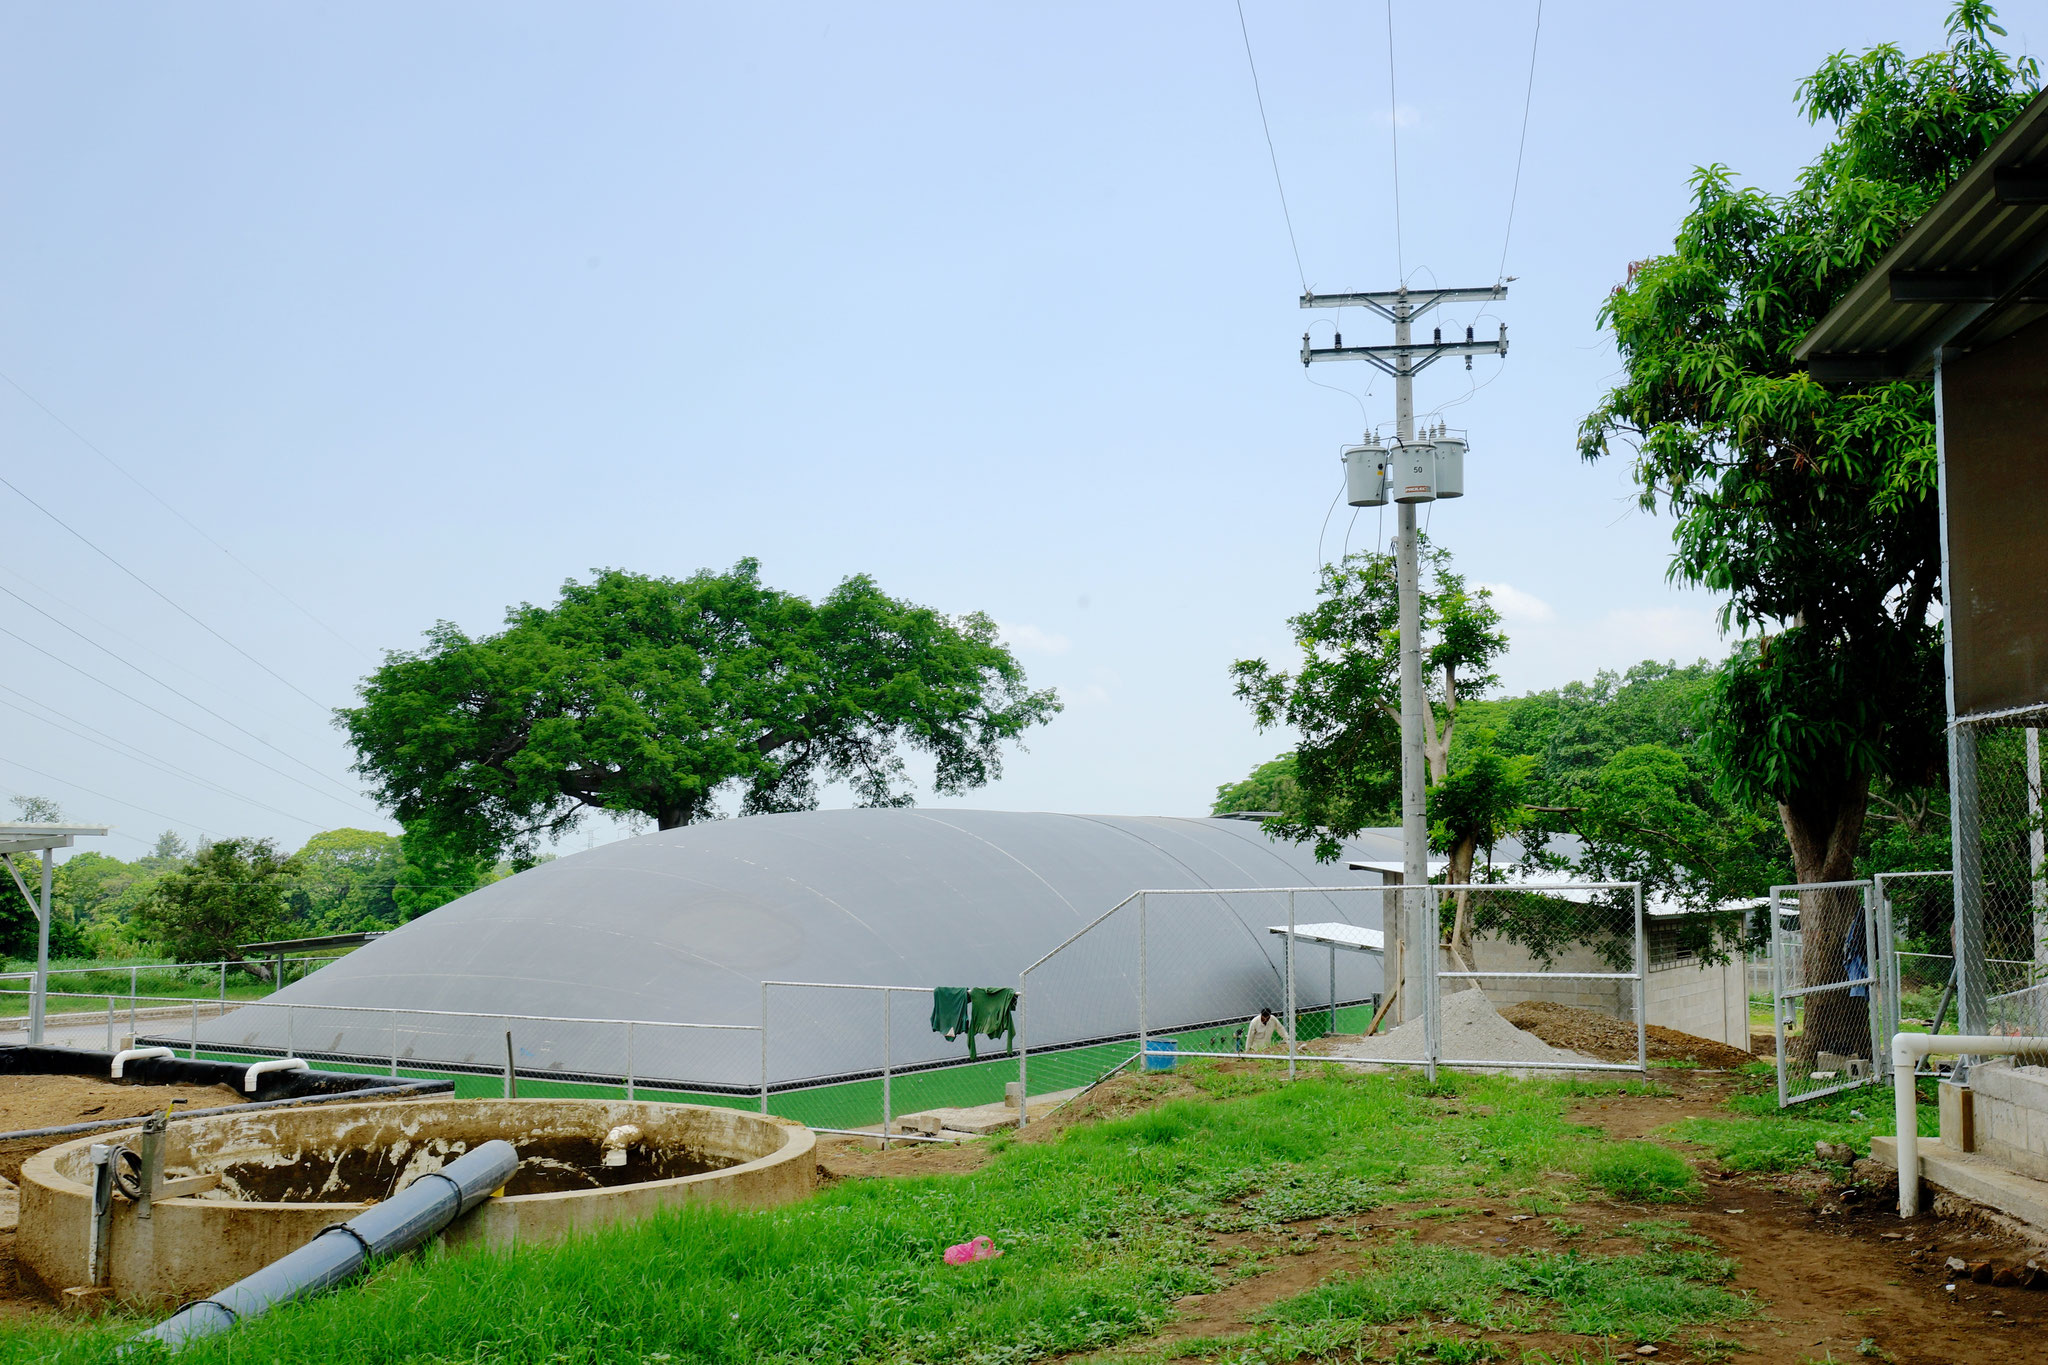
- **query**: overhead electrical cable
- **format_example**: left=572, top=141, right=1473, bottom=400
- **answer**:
left=0, top=470, right=336, bottom=713
left=0, top=688, right=326, bottom=828
left=1384, top=0, right=1405, bottom=282
left=1497, top=0, right=1544, bottom=281
left=0, top=622, right=378, bottom=816
left=1233, top=0, right=1309, bottom=292
left=0, top=757, right=226, bottom=839
left=0, top=563, right=332, bottom=746
left=0, top=583, right=360, bottom=794
left=0, top=367, right=372, bottom=657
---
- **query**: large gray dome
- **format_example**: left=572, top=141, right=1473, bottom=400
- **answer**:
left=200, top=809, right=1396, bottom=1090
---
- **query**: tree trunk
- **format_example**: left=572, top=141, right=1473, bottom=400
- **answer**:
left=656, top=800, right=696, bottom=830
left=1444, top=833, right=1479, bottom=978
left=1781, top=776, right=1873, bottom=1067
left=230, top=956, right=272, bottom=984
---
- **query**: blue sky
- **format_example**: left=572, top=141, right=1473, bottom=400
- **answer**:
left=3, top=2, right=2039, bottom=859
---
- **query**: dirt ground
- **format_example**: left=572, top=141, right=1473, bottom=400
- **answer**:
left=1501, top=1000, right=1759, bottom=1069
left=0, top=1075, right=245, bottom=1185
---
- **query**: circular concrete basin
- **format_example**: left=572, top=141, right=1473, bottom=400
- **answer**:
left=19, top=1098, right=815, bottom=1305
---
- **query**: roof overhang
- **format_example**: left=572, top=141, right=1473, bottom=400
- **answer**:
left=1796, top=88, right=2048, bottom=381
left=0, top=823, right=111, bottom=857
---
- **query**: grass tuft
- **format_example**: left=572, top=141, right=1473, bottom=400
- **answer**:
left=1584, top=1142, right=1698, bottom=1203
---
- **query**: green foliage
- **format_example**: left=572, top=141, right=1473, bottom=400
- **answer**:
left=1231, top=538, right=1506, bottom=861
left=1577, top=3, right=2037, bottom=886
left=1210, top=751, right=1300, bottom=818
left=133, top=837, right=301, bottom=969
left=1253, top=1235, right=1745, bottom=1345
left=342, top=561, right=1060, bottom=867
left=1583, top=1142, right=1698, bottom=1203
left=287, top=828, right=402, bottom=932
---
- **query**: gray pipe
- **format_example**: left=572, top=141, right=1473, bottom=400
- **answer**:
left=131, top=1139, right=518, bottom=1352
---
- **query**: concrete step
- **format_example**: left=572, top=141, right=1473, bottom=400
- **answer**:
left=1872, top=1134, right=2048, bottom=1235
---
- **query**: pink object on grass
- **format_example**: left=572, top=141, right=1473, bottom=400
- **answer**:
left=943, top=1235, right=1002, bottom=1265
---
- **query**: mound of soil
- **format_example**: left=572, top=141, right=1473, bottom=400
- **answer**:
left=1500, top=1000, right=1757, bottom=1068
left=0, top=1074, right=244, bottom=1184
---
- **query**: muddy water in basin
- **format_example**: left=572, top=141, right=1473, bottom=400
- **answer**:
left=207, top=1134, right=737, bottom=1202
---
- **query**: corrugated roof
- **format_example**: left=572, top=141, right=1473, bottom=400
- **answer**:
left=1795, top=88, right=2048, bottom=380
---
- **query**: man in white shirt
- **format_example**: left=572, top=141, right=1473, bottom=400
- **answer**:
left=1244, top=1007, right=1291, bottom=1051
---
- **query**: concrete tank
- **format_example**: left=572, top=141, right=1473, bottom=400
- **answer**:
left=18, top=1098, right=815, bottom=1305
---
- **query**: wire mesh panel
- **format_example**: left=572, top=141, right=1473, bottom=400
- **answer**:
left=1431, top=883, right=1650, bottom=1074
left=1018, top=886, right=1391, bottom=1121
left=761, top=983, right=1016, bottom=1135
left=1771, top=881, right=1881, bottom=1106
left=1876, top=871, right=1956, bottom=1075
left=1949, top=713, right=2048, bottom=1037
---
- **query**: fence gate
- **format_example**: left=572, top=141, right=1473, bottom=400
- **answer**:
left=1770, top=879, right=1884, bottom=1106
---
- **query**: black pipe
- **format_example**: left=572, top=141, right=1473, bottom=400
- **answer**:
left=131, top=1139, right=518, bottom=1352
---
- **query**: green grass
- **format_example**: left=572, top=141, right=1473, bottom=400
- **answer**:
left=1583, top=1142, right=1698, bottom=1203
left=1671, top=1075, right=1936, bottom=1173
left=0, top=1063, right=1710, bottom=1365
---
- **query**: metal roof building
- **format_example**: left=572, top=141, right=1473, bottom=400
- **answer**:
left=198, top=809, right=1400, bottom=1091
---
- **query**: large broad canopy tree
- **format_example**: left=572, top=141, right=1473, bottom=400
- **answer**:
left=134, top=838, right=300, bottom=978
left=1578, top=1, right=2039, bottom=1058
left=342, top=561, right=1060, bottom=870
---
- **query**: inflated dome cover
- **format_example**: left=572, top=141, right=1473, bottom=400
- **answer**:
left=200, top=809, right=1397, bottom=1089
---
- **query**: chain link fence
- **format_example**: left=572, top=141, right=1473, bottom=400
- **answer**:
left=136, top=999, right=760, bottom=1104
left=1950, top=711, right=2048, bottom=1038
left=1770, top=880, right=1884, bottom=1105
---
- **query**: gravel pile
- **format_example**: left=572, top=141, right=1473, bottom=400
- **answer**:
left=1320, top=986, right=1602, bottom=1072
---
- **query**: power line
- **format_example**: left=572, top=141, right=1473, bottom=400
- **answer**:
left=0, top=367, right=372, bottom=658
left=0, top=757, right=225, bottom=839
left=1497, top=0, right=1544, bottom=282
left=0, top=470, right=335, bottom=713
left=1384, top=0, right=1405, bottom=282
left=0, top=582, right=360, bottom=795
left=0, top=563, right=332, bottom=746
left=0, top=621, right=378, bottom=816
left=1233, top=0, right=1308, bottom=292
left=0, top=687, right=327, bottom=828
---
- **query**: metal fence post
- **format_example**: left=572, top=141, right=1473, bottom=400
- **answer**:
left=1016, top=968, right=1029, bottom=1130
left=1633, top=882, right=1648, bottom=1075
left=1329, top=944, right=1338, bottom=1038
left=1422, top=883, right=1438, bottom=1085
left=189, top=999, right=199, bottom=1059
left=106, top=998, right=114, bottom=1053
left=390, top=1011, right=400, bottom=1079
left=625, top=1021, right=635, bottom=1101
left=1770, top=886, right=1789, bottom=1109
left=759, top=984, right=769, bottom=1115
left=1285, top=890, right=1298, bottom=1081
left=1137, top=892, right=1148, bottom=1070
left=129, top=966, right=137, bottom=1038
left=881, top=989, right=893, bottom=1151
left=219, top=961, right=226, bottom=1006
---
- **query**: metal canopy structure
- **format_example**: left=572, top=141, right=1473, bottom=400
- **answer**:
left=0, top=822, right=111, bottom=1044
left=1268, top=922, right=1385, bottom=956
left=1796, top=88, right=2048, bottom=381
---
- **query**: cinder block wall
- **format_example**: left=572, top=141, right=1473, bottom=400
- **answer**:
left=1970, top=1060, right=2048, bottom=1182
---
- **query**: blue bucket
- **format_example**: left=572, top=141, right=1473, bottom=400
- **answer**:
left=1142, top=1038, right=1178, bottom=1072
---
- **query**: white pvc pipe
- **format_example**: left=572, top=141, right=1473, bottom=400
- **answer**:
left=1892, top=1031, right=2048, bottom=1217
left=111, top=1047, right=175, bottom=1078
left=243, top=1057, right=309, bottom=1093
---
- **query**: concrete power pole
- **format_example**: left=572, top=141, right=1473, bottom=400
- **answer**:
left=1299, top=285, right=1508, bottom=1037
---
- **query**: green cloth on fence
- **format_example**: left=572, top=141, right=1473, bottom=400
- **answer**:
left=969, top=986, right=1018, bottom=1057
left=931, top=987, right=972, bottom=1045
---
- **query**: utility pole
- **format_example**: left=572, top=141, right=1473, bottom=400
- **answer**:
left=1299, top=285, right=1507, bottom=1035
